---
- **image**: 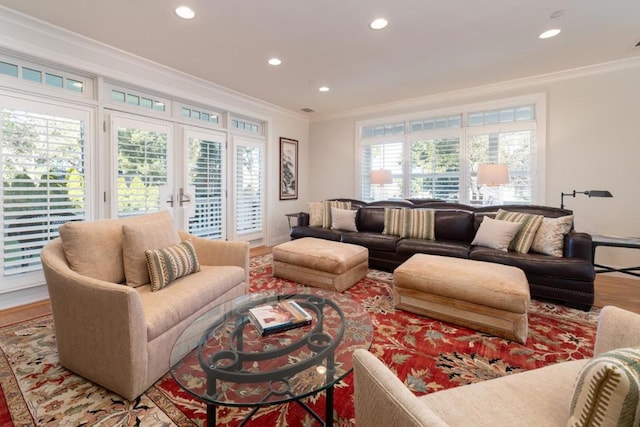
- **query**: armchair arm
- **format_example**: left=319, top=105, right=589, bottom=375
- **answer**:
left=40, top=238, right=147, bottom=400
left=179, top=232, right=250, bottom=287
left=564, top=231, right=593, bottom=261
left=593, top=305, right=640, bottom=356
left=353, top=349, right=449, bottom=427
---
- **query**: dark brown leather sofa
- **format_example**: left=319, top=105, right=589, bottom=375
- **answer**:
left=290, top=199, right=595, bottom=310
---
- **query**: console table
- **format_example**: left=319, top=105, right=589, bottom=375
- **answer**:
left=591, top=234, right=640, bottom=278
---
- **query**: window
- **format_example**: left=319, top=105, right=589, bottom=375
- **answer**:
left=1, top=98, right=89, bottom=287
left=409, top=137, right=460, bottom=200
left=181, top=106, right=220, bottom=125
left=108, top=87, right=168, bottom=112
left=358, top=95, right=544, bottom=205
left=0, top=55, right=91, bottom=97
left=233, top=137, right=264, bottom=240
left=231, top=118, right=261, bottom=134
left=112, top=115, right=171, bottom=216
left=361, top=140, right=403, bottom=201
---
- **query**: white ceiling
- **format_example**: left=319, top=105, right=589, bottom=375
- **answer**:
left=1, top=0, right=639, bottom=117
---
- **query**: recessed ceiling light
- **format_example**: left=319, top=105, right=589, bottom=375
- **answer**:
left=175, top=6, right=195, bottom=20
left=369, top=18, right=388, bottom=30
left=539, top=29, right=561, bottom=39
left=268, top=58, right=282, bottom=66
left=318, top=86, right=330, bottom=92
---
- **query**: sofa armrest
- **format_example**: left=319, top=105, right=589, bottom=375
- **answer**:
left=40, top=238, right=147, bottom=399
left=353, top=349, right=449, bottom=427
left=297, top=212, right=310, bottom=227
left=594, top=306, right=640, bottom=356
left=564, top=231, right=593, bottom=262
left=178, top=232, right=250, bottom=287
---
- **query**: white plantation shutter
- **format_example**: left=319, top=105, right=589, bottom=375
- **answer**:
left=187, top=129, right=226, bottom=239
left=468, top=128, right=535, bottom=205
left=361, top=140, right=403, bottom=200
left=1, top=101, right=88, bottom=281
left=409, top=137, right=460, bottom=201
left=113, top=115, right=170, bottom=217
left=234, top=138, right=264, bottom=240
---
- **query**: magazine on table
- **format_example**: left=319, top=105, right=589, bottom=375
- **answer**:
left=248, top=300, right=312, bottom=336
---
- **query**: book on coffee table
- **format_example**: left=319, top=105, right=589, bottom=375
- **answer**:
left=248, top=300, right=312, bottom=336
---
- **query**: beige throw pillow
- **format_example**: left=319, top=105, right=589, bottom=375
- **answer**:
left=58, top=210, right=173, bottom=283
left=331, top=207, right=358, bottom=232
left=471, top=217, right=522, bottom=252
left=531, top=215, right=574, bottom=257
left=122, top=216, right=180, bottom=287
left=322, top=200, right=351, bottom=228
left=308, top=201, right=323, bottom=227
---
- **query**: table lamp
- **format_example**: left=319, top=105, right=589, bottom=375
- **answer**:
left=477, top=164, right=509, bottom=205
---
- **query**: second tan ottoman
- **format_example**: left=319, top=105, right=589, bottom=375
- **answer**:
left=393, top=254, right=530, bottom=343
left=273, top=237, right=368, bottom=292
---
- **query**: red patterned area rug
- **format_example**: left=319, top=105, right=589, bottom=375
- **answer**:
left=0, top=254, right=599, bottom=426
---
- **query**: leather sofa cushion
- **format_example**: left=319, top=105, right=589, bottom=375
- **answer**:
left=357, top=207, right=386, bottom=233
left=290, top=226, right=342, bottom=241
left=342, top=232, right=400, bottom=252
left=434, top=210, right=475, bottom=242
left=469, top=247, right=595, bottom=281
left=397, top=239, right=470, bottom=259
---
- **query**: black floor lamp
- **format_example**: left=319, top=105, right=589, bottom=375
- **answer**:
left=560, top=190, right=613, bottom=209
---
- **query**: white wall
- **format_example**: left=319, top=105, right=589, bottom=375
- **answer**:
left=309, top=59, right=640, bottom=274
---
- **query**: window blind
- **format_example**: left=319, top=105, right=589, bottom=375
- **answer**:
left=1, top=108, right=86, bottom=276
left=188, top=134, right=225, bottom=239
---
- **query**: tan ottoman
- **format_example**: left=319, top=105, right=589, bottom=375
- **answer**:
left=272, top=238, right=368, bottom=292
left=393, top=254, right=530, bottom=343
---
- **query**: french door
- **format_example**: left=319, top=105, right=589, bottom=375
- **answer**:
left=110, top=113, right=264, bottom=242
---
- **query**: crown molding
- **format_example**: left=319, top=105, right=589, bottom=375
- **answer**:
left=311, top=56, right=640, bottom=123
left=0, top=6, right=309, bottom=123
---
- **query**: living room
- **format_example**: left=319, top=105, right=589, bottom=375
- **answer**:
left=0, top=1, right=639, bottom=425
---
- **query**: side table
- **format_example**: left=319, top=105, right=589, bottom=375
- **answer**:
left=285, top=212, right=304, bottom=231
left=591, top=234, right=640, bottom=278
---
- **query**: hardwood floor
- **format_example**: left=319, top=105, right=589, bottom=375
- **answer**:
left=1, top=246, right=638, bottom=327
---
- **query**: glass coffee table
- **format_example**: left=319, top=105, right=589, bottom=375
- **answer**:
left=170, top=287, right=373, bottom=426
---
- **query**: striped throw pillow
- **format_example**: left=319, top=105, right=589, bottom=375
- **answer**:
left=494, top=209, right=544, bottom=253
left=568, top=347, right=640, bottom=427
left=145, top=240, right=200, bottom=291
left=401, top=209, right=435, bottom=240
left=382, top=208, right=405, bottom=236
left=322, top=200, right=351, bottom=228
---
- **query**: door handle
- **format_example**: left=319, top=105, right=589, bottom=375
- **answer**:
left=179, top=188, right=191, bottom=207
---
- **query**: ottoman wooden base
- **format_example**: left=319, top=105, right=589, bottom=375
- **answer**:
left=273, top=238, right=368, bottom=292
left=393, top=254, right=530, bottom=343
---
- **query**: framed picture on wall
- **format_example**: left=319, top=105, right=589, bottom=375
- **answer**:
left=279, top=137, right=298, bottom=200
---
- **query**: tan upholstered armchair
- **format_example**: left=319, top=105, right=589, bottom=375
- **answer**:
left=354, top=306, right=640, bottom=427
left=40, top=211, right=249, bottom=400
